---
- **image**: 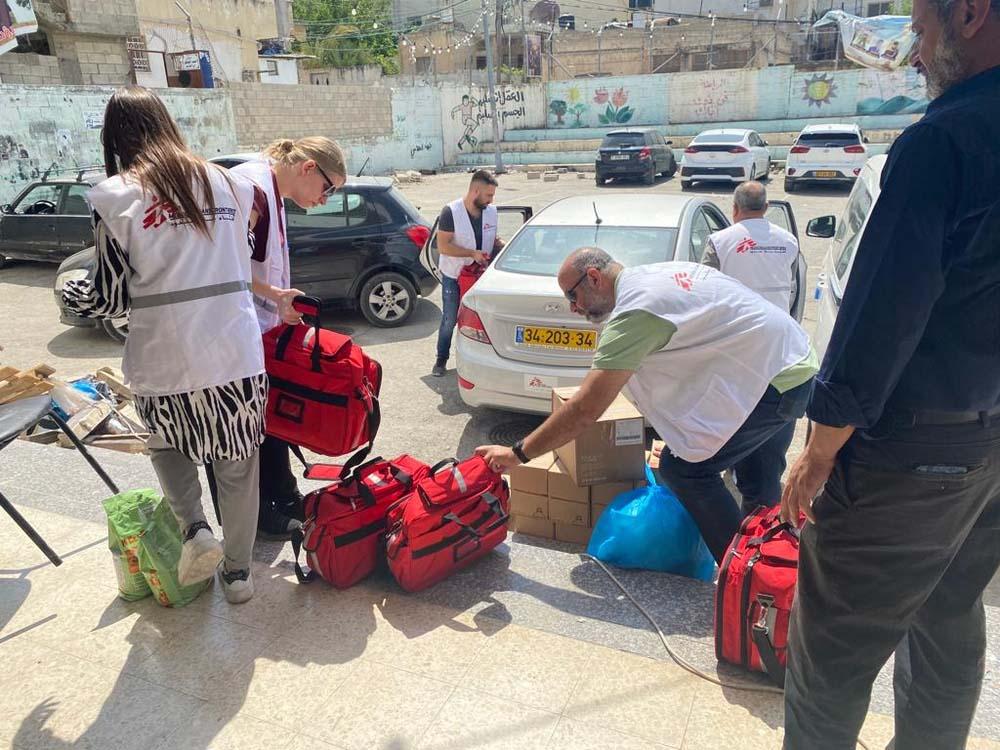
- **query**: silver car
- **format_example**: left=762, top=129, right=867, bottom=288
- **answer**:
left=422, top=192, right=803, bottom=414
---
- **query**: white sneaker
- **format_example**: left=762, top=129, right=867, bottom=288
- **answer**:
left=219, top=565, right=254, bottom=604
left=177, top=522, right=224, bottom=586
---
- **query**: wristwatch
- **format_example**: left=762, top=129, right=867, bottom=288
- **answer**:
left=511, top=439, right=529, bottom=464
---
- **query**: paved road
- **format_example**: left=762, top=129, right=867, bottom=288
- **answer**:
left=0, top=171, right=851, bottom=465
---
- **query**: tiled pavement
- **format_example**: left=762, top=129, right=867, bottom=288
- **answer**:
left=2, top=440, right=999, bottom=750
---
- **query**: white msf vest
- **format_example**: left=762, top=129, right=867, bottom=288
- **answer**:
left=87, top=169, right=264, bottom=397
left=614, top=262, right=811, bottom=462
left=231, top=157, right=290, bottom=333
left=708, top=218, right=799, bottom=312
left=438, top=198, right=497, bottom=279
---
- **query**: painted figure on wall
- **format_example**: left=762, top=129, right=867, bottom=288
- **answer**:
left=451, top=95, right=480, bottom=150
left=0, top=2, right=14, bottom=33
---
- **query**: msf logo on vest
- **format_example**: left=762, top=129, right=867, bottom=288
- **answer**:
left=735, top=237, right=758, bottom=254
left=673, top=272, right=693, bottom=291
left=143, top=196, right=177, bottom=230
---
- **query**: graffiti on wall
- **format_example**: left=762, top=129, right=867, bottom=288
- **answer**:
left=801, top=74, right=838, bottom=108
left=450, top=88, right=528, bottom=150
left=669, top=70, right=756, bottom=124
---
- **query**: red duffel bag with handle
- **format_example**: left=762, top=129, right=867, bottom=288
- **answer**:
left=714, top=506, right=799, bottom=687
left=386, top=456, right=510, bottom=592
left=262, top=296, right=381, bottom=468
left=290, top=455, right=430, bottom=589
left=457, top=261, right=487, bottom=300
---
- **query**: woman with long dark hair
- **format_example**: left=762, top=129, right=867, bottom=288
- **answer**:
left=63, top=86, right=279, bottom=604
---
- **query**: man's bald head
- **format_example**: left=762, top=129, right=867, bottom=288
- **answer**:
left=733, top=180, right=768, bottom=222
left=558, top=247, right=623, bottom=324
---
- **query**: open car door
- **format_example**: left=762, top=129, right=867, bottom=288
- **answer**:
left=420, top=205, right=534, bottom=282
left=766, top=199, right=807, bottom=324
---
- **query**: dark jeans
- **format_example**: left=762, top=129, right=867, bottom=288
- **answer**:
left=435, top=275, right=461, bottom=362
left=206, top=435, right=299, bottom=524
left=657, top=379, right=812, bottom=563
left=783, top=420, right=1000, bottom=750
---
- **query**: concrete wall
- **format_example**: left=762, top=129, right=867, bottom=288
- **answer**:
left=0, top=53, right=63, bottom=85
left=50, top=32, right=132, bottom=86
left=0, top=85, right=236, bottom=206
left=259, top=57, right=299, bottom=85
left=228, top=82, right=393, bottom=150
left=544, top=65, right=928, bottom=128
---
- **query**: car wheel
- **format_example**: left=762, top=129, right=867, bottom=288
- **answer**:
left=595, top=175, right=605, bottom=186
left=101, top=316, right=128, bottom=343
left=681, top=179, right=692, bottom=191
left=749, top=165, right=757, bottom=182
left=360, top=272, right=416, bottom=328
left=762, top=160, right=772, bottom=181
left=784, top=178, right=796, bottom=193
left=643, top=164, right=655, bottom=186
left=0, top=253, right=7, bottom=270
left=666, top=159, right=677, bottom=178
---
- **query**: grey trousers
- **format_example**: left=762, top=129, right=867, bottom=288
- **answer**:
left=783, top=420, right=1000, bottom=750
left=148, top=434, right=261, bottom=571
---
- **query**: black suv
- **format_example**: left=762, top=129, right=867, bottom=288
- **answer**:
left=595, top=128, right=677, bottom=186
left=0, top=168, right=104, bottom=266
left=53, top=155, right=438, bottom=339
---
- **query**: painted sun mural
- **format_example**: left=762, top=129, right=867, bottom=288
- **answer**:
left=802, top=73, right=838, bottom=108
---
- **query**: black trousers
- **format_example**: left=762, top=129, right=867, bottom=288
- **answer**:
left=783, top=419, right=1000, bottom=750
left=206, top=435, right=299, bottom=523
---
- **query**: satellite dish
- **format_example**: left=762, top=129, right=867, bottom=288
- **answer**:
left=529, top=0, right=560, bottom=25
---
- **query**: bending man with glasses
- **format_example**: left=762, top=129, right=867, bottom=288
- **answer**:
left=477, top=248, right=818, bottom=564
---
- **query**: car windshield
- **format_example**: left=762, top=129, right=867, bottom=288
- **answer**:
left=494, top=225, right=678, bottom=276
left=798, top=132, right=860, bottom=147
left=693, top=133, right=744, bottom=144
left=601, top=133, right=644, bottom=147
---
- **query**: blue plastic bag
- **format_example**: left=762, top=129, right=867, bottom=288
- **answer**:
left=587, top=465, right=716, bottom=581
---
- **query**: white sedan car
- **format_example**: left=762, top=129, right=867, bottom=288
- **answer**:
left=422, top=193, right=801, bottom=414
left=680, top=129, right=772, bottom=189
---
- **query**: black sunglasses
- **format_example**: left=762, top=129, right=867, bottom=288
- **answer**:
left=565, top=270, right=589, bottom=303
left=316, top=164, right=340, bottom=197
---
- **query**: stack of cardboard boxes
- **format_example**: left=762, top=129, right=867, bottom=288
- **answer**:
left=507, top=387, right=650, bottom=546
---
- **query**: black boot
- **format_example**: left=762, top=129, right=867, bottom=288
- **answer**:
left=432, top=357, right=447, bottom=377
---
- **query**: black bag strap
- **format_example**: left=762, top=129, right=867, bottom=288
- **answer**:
left=443, top=512, right=483, bottom=539
left=290, top=527, right=317, bottom=584
left=290, top=444, right=312, bottom=476
left=481, top=490, right=509, bottom=530
left=749, top=521, right=799, bottom=548
left=429, top=458, right=459, bottom=475
left=752, top=625, right=786, bottom=688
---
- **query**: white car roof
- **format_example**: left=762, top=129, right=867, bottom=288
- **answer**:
left=530, top=193, right=694, bottom=228
left=800, top=123, right=861, bottom=133
left=860, top=154, right=888, bottom=195
left=696, top=128, right=751, bottom=138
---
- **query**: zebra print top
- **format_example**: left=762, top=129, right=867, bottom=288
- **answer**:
left=62, top=214, right=267, bottom=464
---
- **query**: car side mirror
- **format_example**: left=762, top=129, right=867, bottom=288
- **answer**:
left=863, top=136, right=870, bottom=143
left=807, top=215, right=836, bottom=239
left=0, top=204, right=11, bottom=214
left=666, top=139, right=673, bottom=145
left=763, top=140, right=769, bottom=146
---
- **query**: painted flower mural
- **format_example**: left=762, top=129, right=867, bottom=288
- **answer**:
left=598, top=87, right=634, bottom=124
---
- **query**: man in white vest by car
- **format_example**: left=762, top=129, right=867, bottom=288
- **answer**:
left=704, top=180, right=800, bottom=315
left=477, top=247, right=818, bottom=564
left=432, top=170, right=504, bottom=377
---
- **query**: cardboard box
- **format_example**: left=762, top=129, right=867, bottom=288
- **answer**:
left=592, top=502, right=610, bottom=526
left=509, top=451, right=555, bottom=496
left=555, top=523, right=592, bottom=545
left=590, top=481, right=634, bottom=504
left=551, top=387, right=646, bottom=486
left=510, top=490, right=548, bottom=520
left=549, top=497, right=589, bottom=527
left=547, top=458, right=590, bottom=503
left=510, top=515, right=555, bottom=539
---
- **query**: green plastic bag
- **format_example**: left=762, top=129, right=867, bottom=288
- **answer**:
left=103, top=489, right=210, bottom=607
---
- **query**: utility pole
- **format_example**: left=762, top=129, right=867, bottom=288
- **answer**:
left=482, top=0, right=506, bottom=173
left=708, top=12, right=716, bottom=70
left=175, top=1, right=197, bottom=52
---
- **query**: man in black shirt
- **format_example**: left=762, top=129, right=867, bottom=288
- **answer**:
left=781, top=0, right=1000, bottom=747
left=432, top=170, right=503, bottom=377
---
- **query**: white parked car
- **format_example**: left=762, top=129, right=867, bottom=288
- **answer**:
left=421, top=193, right=802, bottom=414
left=807, top=154, right=887, bottom=360
left=785, top=124, right=870, bottom=193
left=680, top=129, right=772, bottom=190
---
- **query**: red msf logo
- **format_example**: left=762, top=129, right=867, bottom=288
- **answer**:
left=142, top=196, right=176, bottom=230
left=735, top=237, right=757, bottom=254
left=673, top=272, right=693, bottom=291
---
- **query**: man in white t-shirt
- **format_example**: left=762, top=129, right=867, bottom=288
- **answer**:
left=433, top=170, right=504, bottom=377
left=704, top=181, right=800, bottom=315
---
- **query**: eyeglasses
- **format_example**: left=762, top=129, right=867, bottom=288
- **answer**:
left=316, top=164, right=340, bottom=198
left=565, top=270, right=589, bottom=303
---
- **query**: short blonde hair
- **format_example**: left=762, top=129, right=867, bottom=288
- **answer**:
left=264, top=137, right=347, bottom=180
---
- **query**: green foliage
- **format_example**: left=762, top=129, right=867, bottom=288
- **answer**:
left=293, top=0, right=400, bottom=74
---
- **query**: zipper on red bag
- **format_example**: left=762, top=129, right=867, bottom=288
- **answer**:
left=740, top=552, right=760, bottom=667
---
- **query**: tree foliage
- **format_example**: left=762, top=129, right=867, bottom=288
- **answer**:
left=293, top=0, right=400, bottom=74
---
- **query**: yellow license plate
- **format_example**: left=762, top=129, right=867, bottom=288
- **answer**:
left=815, top=170, right=838, bottom=178
left=516, top=326, right=596, bottom=351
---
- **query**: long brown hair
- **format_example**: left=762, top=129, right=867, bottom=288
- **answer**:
left=101, top=86, right=220, bottom=237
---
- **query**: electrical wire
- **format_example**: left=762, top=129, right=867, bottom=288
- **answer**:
left=584, top=554, right=872, bottom=750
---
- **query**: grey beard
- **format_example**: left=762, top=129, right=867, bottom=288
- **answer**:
left=926, top=25, right=969, bottom=99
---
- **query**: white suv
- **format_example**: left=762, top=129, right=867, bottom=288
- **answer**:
left=785, top=124, right=869, bottom=192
